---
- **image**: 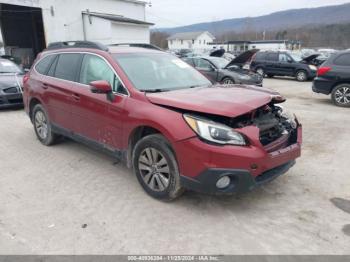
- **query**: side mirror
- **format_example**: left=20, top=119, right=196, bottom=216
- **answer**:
left=90, top=80, right=112, bottom=94
left=90, top=80, right=115, bottom=102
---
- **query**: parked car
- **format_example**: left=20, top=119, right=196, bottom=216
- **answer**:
left=250, top=51, right=318, bottom=81
left=0, top=58, right=25, bottom=109
left=183, top=51, right=263, bottom=86
left=23, top=41, right=302, bottom=200
left=312, top=50, right=350, bottom=107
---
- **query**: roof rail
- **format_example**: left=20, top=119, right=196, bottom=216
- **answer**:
left=110, top=43, right=162, bottom=51
left=47, top=41, right=109, bottom=51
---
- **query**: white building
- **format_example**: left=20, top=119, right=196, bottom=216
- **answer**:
left=0, top=0, right=153, bottom=66
left=167, top=31, right=215, bottom=52
left=209, top=40, right=301, bottom=53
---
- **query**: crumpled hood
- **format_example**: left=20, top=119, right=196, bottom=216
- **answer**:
left=146, top=85, right=282, bottom=118
left=0, top=74, right=24, bottom=90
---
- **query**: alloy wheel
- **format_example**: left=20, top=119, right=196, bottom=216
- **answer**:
left=34, top=111, right=48, bottom=140
left=296, top=71, right=307, bottom=81
left=334, top=87, right=350, bottom=105
left=223, top=78, right=234, bottom=85
left=256, top=68, right=264, bottom=76
left=138, top=147, right=170, bottom=192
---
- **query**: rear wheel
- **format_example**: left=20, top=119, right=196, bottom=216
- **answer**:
left=331, top=84, right=350, bottom=107
left=296, top=70, right=308, bottom=82
left=222, top=77, right=235, bottom=85
left=267, top=74, right=274, bottom=78
left=32, top=104, right=59, bottom=146
left=132, top=134, right=184, bottom=201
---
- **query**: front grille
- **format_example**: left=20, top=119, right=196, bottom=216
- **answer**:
left=8, top=98, right=22, bottom=104
left=3, top=86, right=19, bottom=94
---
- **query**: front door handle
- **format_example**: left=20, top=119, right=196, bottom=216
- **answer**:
left=72, top=93, right=80, bottom=101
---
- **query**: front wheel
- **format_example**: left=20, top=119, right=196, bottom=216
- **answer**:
left=331, top=84, right=350, bottom=107
left=32, top=104, right=59, bottom=146
left=132, top=134, right=184, bottom=201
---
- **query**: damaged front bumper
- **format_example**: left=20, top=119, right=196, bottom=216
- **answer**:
left=175, top=125, right=302, bottom=195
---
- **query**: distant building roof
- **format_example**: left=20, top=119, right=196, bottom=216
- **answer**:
left=82, top=11, right=154, bottom=26
left=167, top=31, right=215, bottom=41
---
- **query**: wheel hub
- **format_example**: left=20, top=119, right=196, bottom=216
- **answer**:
left=138, top=147, right=170, bottom=192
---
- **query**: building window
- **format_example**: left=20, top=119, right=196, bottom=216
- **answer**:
left=204, top=40, right=206, bottom=44
left=199, top=40, right=201, bottom=44
left=181, top=40, right=183, bottom=45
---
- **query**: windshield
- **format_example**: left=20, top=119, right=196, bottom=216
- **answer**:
left=114, top=53, right=211, bottom=91
left=0, top=60, right=22, bottom=74
left=208, top=57, right=230, bottom=69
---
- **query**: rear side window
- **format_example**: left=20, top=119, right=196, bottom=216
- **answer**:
left=266, top=53, right=278, bottom=61
left=54, top=53, right=82, bottom=82
left=334, top=54, right=350, bottom=66
left=35, top=55, right=57, bottom=75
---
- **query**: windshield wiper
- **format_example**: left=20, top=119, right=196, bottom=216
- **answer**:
left=139, top=88, right=168, bottom=93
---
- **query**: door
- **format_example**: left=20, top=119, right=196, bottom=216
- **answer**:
left=264, top=53, right=279, bottom=75
left=277, top=53, right=295, bottom=76
left=40, top=53, right=83, bottom=131
left=193, top=58, right=218, bottom=82
left=72, top=54, right=128, bottom=150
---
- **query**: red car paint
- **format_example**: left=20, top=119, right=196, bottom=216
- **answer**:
left=23, top=46, right=302, bottom=195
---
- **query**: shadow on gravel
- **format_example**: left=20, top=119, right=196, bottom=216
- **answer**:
left=330, top=198, right=350, bottom=214
left=343, top=224, right=350, bottom=236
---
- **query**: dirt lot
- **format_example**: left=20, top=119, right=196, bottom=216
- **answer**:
left=0, top=78, right=350, bottom=255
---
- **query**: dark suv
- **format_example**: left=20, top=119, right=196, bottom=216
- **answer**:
left=250, top=51, right=318, bottom=81
left=312, top=51, right=350, bottom=107
left=23, top=41, right=302, bottom=200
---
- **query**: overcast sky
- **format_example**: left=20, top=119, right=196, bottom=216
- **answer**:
left=145, top=0, right=350, bottom=28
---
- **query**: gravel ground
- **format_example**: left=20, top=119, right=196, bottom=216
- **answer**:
left=0, top=77, right=350, bottom=255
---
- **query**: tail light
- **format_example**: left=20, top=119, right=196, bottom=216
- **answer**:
left=317, top=67, right=331, bottom=76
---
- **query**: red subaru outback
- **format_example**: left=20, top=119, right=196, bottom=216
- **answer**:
left=23, top=41, right=302, bottom=200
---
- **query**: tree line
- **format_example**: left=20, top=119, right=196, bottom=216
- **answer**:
left=151, top=23, right=350, bottom=50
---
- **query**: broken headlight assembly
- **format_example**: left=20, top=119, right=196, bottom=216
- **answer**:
left=183, top=114, right=246, bottom=146
left=275, top=105, right=298, bottom=129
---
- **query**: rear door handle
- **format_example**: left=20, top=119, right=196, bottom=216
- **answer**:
left=42, top=83, right=49, bottom=89
left=72, top=93, right=80, bottom=101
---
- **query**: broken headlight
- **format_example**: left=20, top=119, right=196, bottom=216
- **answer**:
left=276, top=105, right=297, bottom=129
left=183, top=114, right=246, bottom=146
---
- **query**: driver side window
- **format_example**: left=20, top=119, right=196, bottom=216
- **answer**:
left=279, top=53, right=290, bottom=62
left=79, top=54, right=127, bottom=95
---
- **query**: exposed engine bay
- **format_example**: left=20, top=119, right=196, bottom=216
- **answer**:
left=230, top=103, right=298, bottom=149
left=187, top=102, right=299, bottom=150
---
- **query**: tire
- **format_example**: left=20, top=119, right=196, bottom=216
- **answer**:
left=132, top=134, right=184, bottom=201
left=32, top=104, right=59, bottom=146
left=222, top=77, right=235, bottom=85
left=267, top=74, right=274, bottom=78
left=331, top=84, right=350, bottom=107
left=295, top=70, right=308, bottom=82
